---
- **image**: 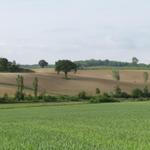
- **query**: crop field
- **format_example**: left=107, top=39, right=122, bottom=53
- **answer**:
left=0, top=68, right=149, bottom=96
left=0, top=102, right=150, bottom=149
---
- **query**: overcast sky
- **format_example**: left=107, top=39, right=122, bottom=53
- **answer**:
left=0, top=0, right=149, bottom=64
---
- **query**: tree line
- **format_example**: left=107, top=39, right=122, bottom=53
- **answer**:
left=74, top=57, right=150, bottom=68
left=0, top=58, right=31, bottom=72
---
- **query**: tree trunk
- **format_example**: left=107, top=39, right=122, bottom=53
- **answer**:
left=65, top=72, right=68, bottom=79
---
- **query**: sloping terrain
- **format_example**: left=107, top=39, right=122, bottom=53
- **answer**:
left=0, top=68, right=148, bottom=96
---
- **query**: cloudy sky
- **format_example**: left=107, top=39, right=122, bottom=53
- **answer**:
left=0, top=0, right=149, bottom=64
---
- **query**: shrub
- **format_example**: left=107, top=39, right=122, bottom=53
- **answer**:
left=78, top=91, right=88, bottom=100
left=96, top=88, right=101, bottom=95
left=43, top=95, right=58, bottom=102
left=90, top=94, right=119, bottom=103
left=25, top=94, right=34, bottom=101
left=143, top=86, right=150, bottom=97
left=114, top=86, right=122, bottom=98
left=3, top=93, right=9, bottom=102
left=132, top=88, right=143, bottom=98
left=121, top=92, right=130, bottom=98
left=15, top=92, right=25, bottom=101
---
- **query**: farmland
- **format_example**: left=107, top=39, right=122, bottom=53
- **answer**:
left=0, top=102, right=150, bottom=149
left=0, top=68, right=148, bottom=96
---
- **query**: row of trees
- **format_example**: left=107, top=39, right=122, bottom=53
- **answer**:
left=111, top=69, right=150, bottom=98
left=38, top=57, right=140, bottom=70
left=0, top=58, right=32, bottom=72
left=15, top=75, right=39, bottom=101
left=0, top=58, right=20, bottom=72
left=74, top=57, right=149, bottom=68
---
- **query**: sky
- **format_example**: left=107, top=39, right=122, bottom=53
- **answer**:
left=0, top=0, right=150, bottom=64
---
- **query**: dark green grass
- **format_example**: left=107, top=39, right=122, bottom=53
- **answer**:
left=0, top=102, right=150, bottom=149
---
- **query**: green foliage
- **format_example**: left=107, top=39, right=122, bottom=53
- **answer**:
left=96, top=88, right=101, bottom=95
left=33, top=77, right=38, bottom=97
left=39, top=60, right=48, bottom=68
left=74, top=58, right=148, bottom=68
left=114, top=86, right=122, bottom=97
left=143, top=86, right=149, bottom=97
left=0, top=57, right=31, bottom=72
left=15, top=92, right=25, bottom=101
left=143, top=72, right=149, bottom=84
left=112, top=70, right=120, bottom=81
left=16, top=75, right=24, bottom=101
left=90, top=93, right=118, bottom=103
left=55, top=60, right=77, bottom=79
left=78, top=91, right=88, bottom=100
left=132, top=88, right=143, bottom=98
left=132, top=57, right=139, bottom=65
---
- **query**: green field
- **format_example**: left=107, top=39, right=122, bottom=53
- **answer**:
left=0, top=102, right=150, bottom=149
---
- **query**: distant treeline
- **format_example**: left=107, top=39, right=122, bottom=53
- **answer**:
left=0, top=58, right=32, bottom=72
left=21, top=64, right=54, bottom=69
left=75, top=58, right=150, bottom=68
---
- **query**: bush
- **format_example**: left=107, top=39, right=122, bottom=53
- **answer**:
left=15, top=92, right=25, bottom=101
left=3, top=93, right=9, bottom=102
left=78, top=91, right=88, bottom=100
left=114, top=86, right=122, bottom=98
left=120, top=92, right=130, bottom=98
left=143, top=86, right=150, bottom=97
left=43, top=95, right=58, bottom=102
left=25, top=94, right=34, bottom=101
left=96, top=88, right=101, bottom=95
left=90, top=94, right=119, bottom=103
left=132, top=88, right=143, bottom=98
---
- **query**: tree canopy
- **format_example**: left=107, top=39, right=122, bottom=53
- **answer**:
left=55, top=60, right=77, bottom=79
left=39, top=60, right=48, bottom=68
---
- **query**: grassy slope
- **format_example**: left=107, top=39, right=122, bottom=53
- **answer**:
left=0, top=102, right=150, bottom=149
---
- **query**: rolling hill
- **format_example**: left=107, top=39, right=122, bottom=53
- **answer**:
left=0, top=68, right=148, bottom=96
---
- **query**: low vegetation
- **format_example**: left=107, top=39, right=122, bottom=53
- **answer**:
left=1, top=102, right=150, bottom=149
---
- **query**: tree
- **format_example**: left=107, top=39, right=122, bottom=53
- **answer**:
left=33, top=77, right=38, bottom=97
left=112, top=70, right=120, bottom=84
left=132, top=57, right=139, bottom=65
left=39, top=60, right=48, bottom=68
left=132, top=88, right=143, bottom=98
left=0, top=58, right=9, bottom=70
left=112, top=70, right=121, bottom=95
left=143, top=72, right=149, bottom=84
left=16, top=75, right=24, bottom=101
left=143, top=72, right=149, bottom=97
left=96, top=88, right=101, bottom=95
left=55, top=60, right=77, bottom=79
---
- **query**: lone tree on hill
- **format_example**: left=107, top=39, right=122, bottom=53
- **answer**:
left=55, top=60, right=77, bottom=79
left=39, top=60, right=48, bottom=68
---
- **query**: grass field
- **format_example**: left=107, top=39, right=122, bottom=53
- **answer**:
left=0, top=68, right=149, bottom=96
left=0, top=102, right=150, bottom=149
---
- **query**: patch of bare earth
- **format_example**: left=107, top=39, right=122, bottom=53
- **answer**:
left=0, top=68, right=148, bottom=96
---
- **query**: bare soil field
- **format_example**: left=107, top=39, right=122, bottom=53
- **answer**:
left=0, top=68, right=148, bottom=96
